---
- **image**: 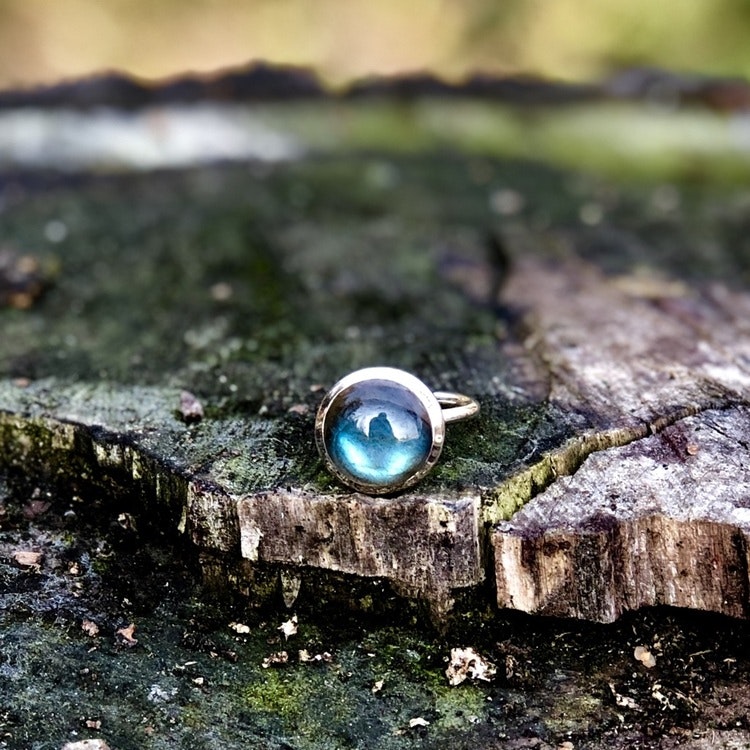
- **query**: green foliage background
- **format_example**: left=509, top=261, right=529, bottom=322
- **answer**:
left=0, top=0, right=748, bottom=88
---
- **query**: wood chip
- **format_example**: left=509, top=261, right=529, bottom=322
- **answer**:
left=116, top=622, right=138, bottom=646
left=278, top=615, right=298, bottom=640
left=287, top=403, right=309, bottom=415
left=209, top=282, right=233, bottom=301
left=178, top=390, right=204, bottom=423
left=634, top=645, right=657, bottom=668
left=445, top=646, right=496, bottom=686
left=229, top=622, right=250, bottom=634
left=0, top=249, right=49, bottom=310
left=262, top=651, right=289, bottom=668
left=608, top=682, right=641, bottom=710
left=12, top=550, right=43, bottom=567
left=62, top=741, right=111, bottom=750
left=81, top=619, right=100, bottom=637
left=298, top=649, right=332, bottom=663
left=22, top=499, right=51, bottom=519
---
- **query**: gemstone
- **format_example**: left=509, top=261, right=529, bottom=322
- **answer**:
left=323, top=379, right=434, bottom=489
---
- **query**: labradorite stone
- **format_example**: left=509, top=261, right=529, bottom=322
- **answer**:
left=324, top=380, right=433, bottom=487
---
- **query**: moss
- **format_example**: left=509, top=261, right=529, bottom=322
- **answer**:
left=2, top=157, right=535, bottom=511
left=3, top=152, right=750, bottom=619
left=483, top=458, right=557, bottom=523
left=432, top=685, right=488, bottom=731
left=2, top=513, right=750, bottom=750
left=243, top=669, right=310, bottom=721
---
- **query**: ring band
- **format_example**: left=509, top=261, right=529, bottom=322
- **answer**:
left=315, top=367, right=479, bottom=495
left=434, top=392, right=481, bottom=424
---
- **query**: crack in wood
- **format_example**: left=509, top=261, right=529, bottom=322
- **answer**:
left=484, top=398, right=747, bottom=524
left=493, top=405, right=750, bottom=621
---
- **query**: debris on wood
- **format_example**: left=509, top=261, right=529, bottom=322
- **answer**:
left=23, top=499, right=51, bottom=519
left=81, top=619, right=100, bottom=637
left=229, top=622, right=250, bottom=634
left=286, top=403, right=309, bottom=415
left=298, top=649, right=333, bottom=664
left=262, top=650, right=289, bottom=668
left=651, top=684, right=677, bottom=711
left=116, top=512, right=137, bottom=532
left=61, top=740, right=111, bottom=750
left=178, top=390, right=204, bottom=423
left=0, top=249, right=51, bottom=310
left=209, top=281, right=233, bottom=301
left=634, top=645, right=657, bottom=669
left=116, top=623, right=138, bottom=646
left=278, top=615, right=298, bottom=640
left=608, top=682, right=641, bottom=711
left=12, top=549, right=43, bottom=568
left=445, top=647, right=496, bottom=686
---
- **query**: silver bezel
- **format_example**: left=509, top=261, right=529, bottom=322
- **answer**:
left=315, top=367, right=445, bottom=495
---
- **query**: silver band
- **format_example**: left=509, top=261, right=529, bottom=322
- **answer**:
left=434, top=391, right=481, bottom=424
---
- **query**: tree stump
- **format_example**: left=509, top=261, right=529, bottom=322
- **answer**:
left=4, top=67, right=750, bottom=749
left=1, top=69, right=750, bottom=626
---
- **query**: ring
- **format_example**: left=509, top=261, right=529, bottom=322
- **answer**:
left=315, top=367, right=480, bottom=495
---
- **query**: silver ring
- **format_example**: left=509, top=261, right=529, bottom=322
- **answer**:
left=315, top=367, right=479, bottom=495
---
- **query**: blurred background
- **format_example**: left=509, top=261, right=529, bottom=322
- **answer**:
left=1, top=0, right=749, bottom=89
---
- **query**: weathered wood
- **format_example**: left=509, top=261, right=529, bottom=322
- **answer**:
left=0, top=95, right=749, bottom=623
left=0, top=159, right=519, bottom=615
left=3, top=77, right=750, bottom=748
left=489, top=257, right=750, bottom=620
left=495, top=407, right=750, bottom=620
left=235, top=489, right=483, bottom=606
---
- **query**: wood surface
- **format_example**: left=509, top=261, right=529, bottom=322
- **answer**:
left=3, top=72, right=750, bottom=748
left=0, top=90, right=749, bottom=625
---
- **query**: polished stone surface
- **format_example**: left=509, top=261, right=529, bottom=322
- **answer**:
left=324, top=380, right=433, bottom=488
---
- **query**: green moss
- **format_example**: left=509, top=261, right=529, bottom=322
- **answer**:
left=432, top=685, right=488, bottom=731
left=2, top=522, right=750, bottom=750
left=483, top=459, right=555, bottom=523
left=243, top=669, right=309, bottom=720
left=3, top=149, right=750, bottom=625
left=543, top=692, right=605, bottom=735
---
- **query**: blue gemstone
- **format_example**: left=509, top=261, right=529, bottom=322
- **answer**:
left=324, top=380, right=433, bottom=488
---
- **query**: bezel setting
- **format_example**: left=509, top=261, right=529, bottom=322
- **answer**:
left=315, top=367, right=446, bottom=495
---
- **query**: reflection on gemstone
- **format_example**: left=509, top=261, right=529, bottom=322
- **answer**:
left=324, top=381, right=432, bottom=487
